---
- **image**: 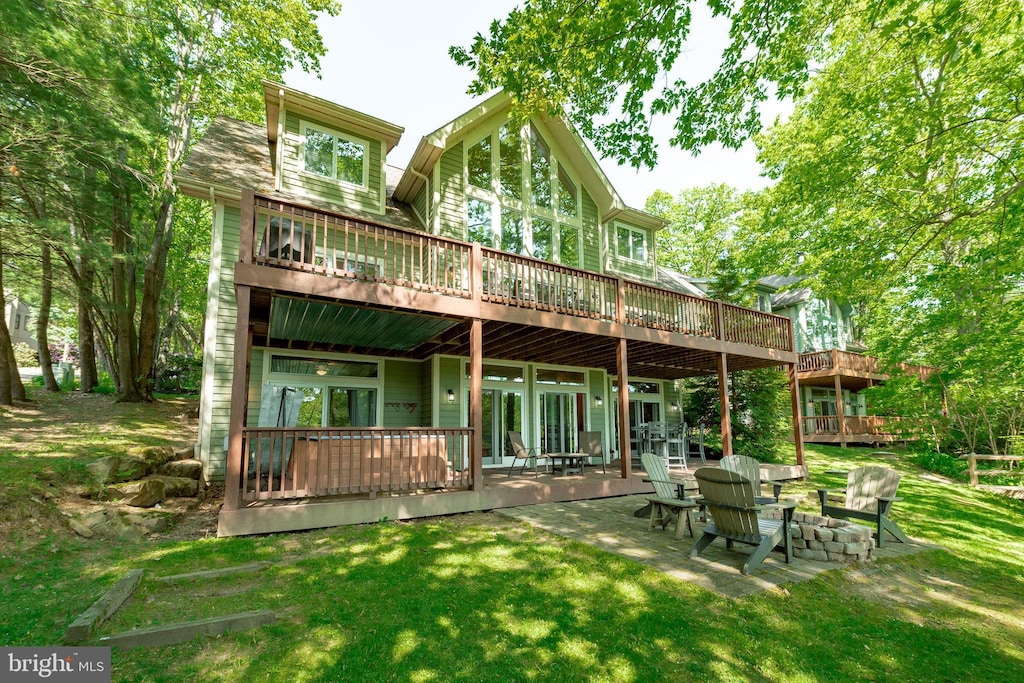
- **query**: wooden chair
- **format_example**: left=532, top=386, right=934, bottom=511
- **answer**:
left=817, top=466, right=908, bottom=547
left=689, top=467, right=796, bottom=575
left=640, top=452, right=700, bottom=539
left=720, top=454, right=783, bottom=504
left=578, top=431, right=607, bottom=473
left=507, top=431, right=548, bottom=476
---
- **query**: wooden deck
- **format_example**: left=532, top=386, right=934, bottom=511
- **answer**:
left=218, top=464, right=659, bottom=537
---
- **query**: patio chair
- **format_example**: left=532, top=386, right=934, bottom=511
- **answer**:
left=640, top=452, right=700, bottom=540
left=507, top=431, right=548, bottom=476
left=817, top=466, right=908, bottom=547
left=689, top=467, right=796, bottom=575
left=578, top=431, right=607, bottom=473
left=720, top=454, right=783, bottom=504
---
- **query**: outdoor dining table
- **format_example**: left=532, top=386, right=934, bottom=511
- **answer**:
left=547, top=453, right=589, bottom=476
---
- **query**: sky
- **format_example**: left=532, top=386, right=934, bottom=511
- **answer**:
left=283, top=0, right=782, bottom=208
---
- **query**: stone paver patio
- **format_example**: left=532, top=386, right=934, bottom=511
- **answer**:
left=497, top=494, right=935, bottom=598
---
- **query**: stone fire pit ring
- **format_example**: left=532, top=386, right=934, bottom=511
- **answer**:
left=764, top=511, right=875, bottom=563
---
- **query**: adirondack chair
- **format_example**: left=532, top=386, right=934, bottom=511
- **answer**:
left=817, top=466, right=908, bottom=547
left=507, top=431, right=548, bottom=476
left=578, top=431, right=607, bottom=473
left=640, top=452, right=700, bottom=539
left=720, top=454, right=783, bottom=504
left=689, top=467, right=796, bottom=575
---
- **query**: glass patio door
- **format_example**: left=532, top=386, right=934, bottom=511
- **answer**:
left=476, top=389, right=524, bottom=465
left=539, top=392, right=582, bottom=453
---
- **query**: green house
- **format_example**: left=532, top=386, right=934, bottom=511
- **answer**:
left=177, top=81, right=804, bottom=537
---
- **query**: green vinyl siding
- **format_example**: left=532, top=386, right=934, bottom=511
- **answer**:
left=412, top=181, right=429, bottom=226
left=437, top=356, right=462, bottom=428
left=581, top=189, right=601, bottom=272
left=245, top=349, right=266, bottom=428
left=199, top=204, right=242, bottom=480
left=437, top=142, right=464, bottom=239
left=421, top=360, right=434, bottom=425
left=382, top=359, right=424, bottom=427
left=587, top=369, right=606, bottom=436
left=281, top=111, right=384, bottom=215
left=610, top=220, right=656, bottom=282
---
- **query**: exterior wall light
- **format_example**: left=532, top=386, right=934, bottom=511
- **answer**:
left=315, top=364, right=328, bottom=376
left=595, top=395, right=603, bottom=406
left=447, top=388, right=456, bottom=403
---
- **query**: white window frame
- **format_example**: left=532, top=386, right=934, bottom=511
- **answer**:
left=299, top=119, right=370, bottom=189
left=614, top=223, right=649, bottom=264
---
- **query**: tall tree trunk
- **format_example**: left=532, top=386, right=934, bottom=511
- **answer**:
left=0, top=227, right=24, bottom=404
left=110, top=165, right=146, bottom=402
left=77, top=267, right=98, bottom=392
left=37, top=240, right=60, bottom=391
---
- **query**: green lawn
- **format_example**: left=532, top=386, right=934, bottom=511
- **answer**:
left=2, top=392, right=1023, bottom=681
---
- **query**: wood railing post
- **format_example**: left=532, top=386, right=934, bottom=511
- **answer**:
left=616, top=337, right=630, bottom=478
left=968, top=454, right=978, bottom=487
left=224, top=284, right=252, bottom=510
left=718, top=352, right=732, bottom=457
left=239, top=189, right=255, bottom=265
left=615, top=277, right=626, bottom=325
left=469, top=318, right=483, bottom=491
left=715, top=300, right=726, bottom=341
left=788, top=363, right=804, bottom=466
left=834, top=374, right=847, bottom=447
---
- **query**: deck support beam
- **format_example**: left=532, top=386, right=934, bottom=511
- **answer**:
left=835, top=374, right=847, bottom=448
left=470, top=318, right=483, bottom=491
left=789, top=362, right=805, bottom=467
left=616, top=337, right=630, bottom=479
left=717, top=352, right=732, bottom=458
left=224, top=285, right=252, bottom=510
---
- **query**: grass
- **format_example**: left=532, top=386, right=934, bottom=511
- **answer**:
left=2, top=390, right=1023, bottom=681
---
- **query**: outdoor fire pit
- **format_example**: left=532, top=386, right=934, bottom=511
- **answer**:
left=763, top=510, right=875, bottom=563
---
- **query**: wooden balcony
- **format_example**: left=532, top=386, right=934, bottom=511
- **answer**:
left=801, top=415, right=926, bottom=444
left=798, top=349, right=935, bottom=388
left=237, top=192, right=795, bottom=360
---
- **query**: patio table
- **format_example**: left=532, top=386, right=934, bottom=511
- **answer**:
left=547, top=453, right=589, bottom=476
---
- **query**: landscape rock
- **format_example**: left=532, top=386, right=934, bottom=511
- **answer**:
left=126, top=446, right=175, bottom=470
left=93, top=513, right=145, bottom=542
left=173, top=444, right=197, bottom=461
left=114, top=455, right=152, bottom=482
left=156, top=459, right=202, bottom=480
left=87, top=457, right=121, bottom=484
left=152, top=475, right=199, bottom=498
left=125, top=513, right=169, bottom=533
left=69, top=519, right=95, bottom=537
left=108, top=479, right=166, bottom=507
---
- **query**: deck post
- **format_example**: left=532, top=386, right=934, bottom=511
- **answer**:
left=834, top=374, right=847, bottom=447
left=239, top=189, right=254, bottom=265
left=469, top=318, right=483, bottom=491
left=788, top=362, right=805, bottom=467
left=616, top=337, right=630, bottom=478
left=224, top=285, right=252, bottom=510
left=470, top=243, right=483, bottom=304
left=717, top=352, right=732, bottom=457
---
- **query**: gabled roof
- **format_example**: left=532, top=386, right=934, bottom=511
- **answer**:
left=175, top=116, right=422, bottom=231
left=656, top=267, right=708, bottom=298
left=391, top=91, right=666, bottom=230
left=756, top=275, right=812, bottom=309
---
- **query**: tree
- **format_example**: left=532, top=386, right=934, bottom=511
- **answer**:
left=646, top=184, right=742, bottom=278
left=451, top=0, right=842, bottom=167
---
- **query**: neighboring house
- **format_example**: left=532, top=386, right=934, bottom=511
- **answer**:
left=176, top=81, right=804, bottom=537
left=4, top=296, right=36, bottom=352
left=759, top=276, right=935, bottom=446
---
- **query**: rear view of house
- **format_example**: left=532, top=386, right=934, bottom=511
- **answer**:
left=177, top=82, right=806, bottom=536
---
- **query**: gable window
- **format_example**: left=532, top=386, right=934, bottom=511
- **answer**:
left=301, top=122, right=368, bottom=187
left=14, top=314, right=20, bottom=330
left=464, top=120, right=584, bottom=266
left=615, top=224, right=648, bottom=263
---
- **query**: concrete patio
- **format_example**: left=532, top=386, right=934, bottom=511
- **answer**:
left=498, top=494, right=935, bottom=598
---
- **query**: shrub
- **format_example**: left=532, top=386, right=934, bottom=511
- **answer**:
left=154, top=353, right=202, bottom=393
left=13, top=343, right=38, bottom=367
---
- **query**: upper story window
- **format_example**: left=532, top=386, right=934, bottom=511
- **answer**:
left=464, top=121, right=582, bottom=267
left=615, top=223, right=648, bottom=263
left=301, top=121, right=368, bottom=188
left=14, top=314, right=21, bottom=330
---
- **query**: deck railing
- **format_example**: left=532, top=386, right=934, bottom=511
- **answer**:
left=802, top=415, right=905, bottom=436
left=239, top=427, right=472, bottom=501
left=798, top=348, right=936, bottom=379
left=241, top=192, right=793, bottom=353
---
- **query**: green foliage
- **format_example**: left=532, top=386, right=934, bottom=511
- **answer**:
left=12, top=344, right=37, bottom=367
left=154, top=353, right=202, bottom=394
left=451, top=0, right=847, bottom=166
left=646, top=184, right=743, bottom=278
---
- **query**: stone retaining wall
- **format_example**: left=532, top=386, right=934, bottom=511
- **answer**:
left=764, top=511, right=874, bottom=563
